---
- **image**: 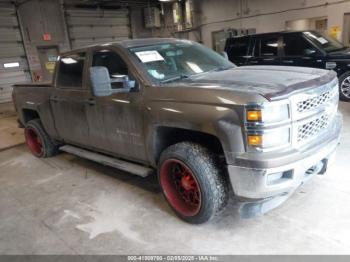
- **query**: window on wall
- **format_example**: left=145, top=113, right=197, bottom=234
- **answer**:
left=57, top=53, right=86, bottom=89
left=212, top=30, right=231, bottom=52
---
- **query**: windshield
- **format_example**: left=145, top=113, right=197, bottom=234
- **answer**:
left=129, top=40, right=235, bottom=83
left=303, top=31, right=345, bottom=53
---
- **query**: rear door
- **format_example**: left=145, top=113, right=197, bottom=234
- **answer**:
left=247, top=35, right=282, bottom=65
left=281, top=33, right=325, bottom=68
left=50, top=52, right=90, bottom=146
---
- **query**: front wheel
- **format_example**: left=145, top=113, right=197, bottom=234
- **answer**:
left=158, top=142, right=228, bottom=224
left=339, top=72, right=350, bottom=101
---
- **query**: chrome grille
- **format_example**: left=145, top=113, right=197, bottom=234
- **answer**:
left=297, top=88, right=337, bottom=113
left=297, top=114, right=329, bottom=142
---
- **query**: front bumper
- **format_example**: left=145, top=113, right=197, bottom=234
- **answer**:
left=227, top=112, right=342, bottom=201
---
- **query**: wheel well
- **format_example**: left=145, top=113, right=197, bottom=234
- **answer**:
left=22, top=109, right=39, bottom=124
left=154, top=127, right=225, bottom=164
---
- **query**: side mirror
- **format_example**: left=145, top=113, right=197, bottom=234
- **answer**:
left=110, top=74, right=136, bottom=89
left=220, top=51, right=229, bottom=60
left=90, top=67, right=135, bottom=97
left=304, top=48, right=317, bottom=56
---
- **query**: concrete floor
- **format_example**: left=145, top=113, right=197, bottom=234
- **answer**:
left=0, top=102, right=350, bottom=255
left=0, top=102, right=24, bottom=151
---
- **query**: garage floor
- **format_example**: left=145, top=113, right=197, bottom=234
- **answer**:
left=0, top=103, right=350, bottom=255
left=0, top=102, right=24, bottom=151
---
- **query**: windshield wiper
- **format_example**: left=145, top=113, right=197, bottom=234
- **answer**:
left=161, top=74, right=190, bottom=84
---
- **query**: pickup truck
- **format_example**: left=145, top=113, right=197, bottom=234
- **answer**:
left=13, top=38, right=342, bottom=224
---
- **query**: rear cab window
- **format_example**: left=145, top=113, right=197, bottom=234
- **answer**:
left=57, top=52, right=86, bottom=89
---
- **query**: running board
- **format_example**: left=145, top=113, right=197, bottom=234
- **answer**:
left=59, top=145, right=153, bottom=177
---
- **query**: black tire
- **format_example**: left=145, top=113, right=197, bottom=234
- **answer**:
left=338, top=72, right=350, bottom=101
left=25, top=119, right=59, bottom=158
left=158, top=142, right=229, bottom=224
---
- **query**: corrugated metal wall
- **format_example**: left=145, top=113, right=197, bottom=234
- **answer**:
left=0, top=5, right=31, bottom=103
left=65, top=8, right=131, bottom=49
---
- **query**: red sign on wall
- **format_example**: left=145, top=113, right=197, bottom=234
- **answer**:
left=42, top=33, right=51, bottom=41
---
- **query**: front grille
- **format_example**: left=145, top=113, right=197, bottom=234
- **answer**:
left=297, top=88, right=336, bottom=113
left=297, top=114, right=329, bottom=142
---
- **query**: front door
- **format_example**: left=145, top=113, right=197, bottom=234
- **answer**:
left=85, top=48, right=147, bottom=162
left=50, top=52, right=90, bottom=146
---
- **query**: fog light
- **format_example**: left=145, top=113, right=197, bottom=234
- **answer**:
left=248, top=135, right=262, bottom=146
left=267, top=170, right=293, bottom=185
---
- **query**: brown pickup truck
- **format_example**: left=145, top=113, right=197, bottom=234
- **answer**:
left=13, top=38, right=342, bottom=224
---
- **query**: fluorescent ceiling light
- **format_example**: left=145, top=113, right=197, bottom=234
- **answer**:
left=4, top=62, right=19, bottom=68
left=61, top=58, right=77, bottom=64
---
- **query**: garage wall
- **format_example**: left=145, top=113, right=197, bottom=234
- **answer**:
left=65, top=8, right=131, bottom=49
left=0, top=4, right=30, bottom=103
left=17, top=0, right=70, bottom=82
left=199, top=0, right=350, bottom=48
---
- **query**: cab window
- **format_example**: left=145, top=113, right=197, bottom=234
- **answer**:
left=225, top=37, right=249, bottom=57
left=254, top=37, right=279, bottom=57
left=57, top=53, right=86, bottom=89
left=92, top=50, right=129, bottom=89
left=283, top=34, right=317, bottom=56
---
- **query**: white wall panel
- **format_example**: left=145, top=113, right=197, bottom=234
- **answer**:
left=65, top=8, right=131, bottom=49
left=0, top=5, right=30, bottom=103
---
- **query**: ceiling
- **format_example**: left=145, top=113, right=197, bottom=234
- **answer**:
left=0, top=0, right=160, bottom=8
left=63, top=0, right=160, bottom=8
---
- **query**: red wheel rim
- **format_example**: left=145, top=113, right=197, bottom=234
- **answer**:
left=25, top=127, right=43, bottom=157
left=160, top=159, right=201, bottom=217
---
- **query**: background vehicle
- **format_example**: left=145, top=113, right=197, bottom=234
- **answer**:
left=13, top=38, right=342, bottom=224
left=225, top=30, right=350, bottom=101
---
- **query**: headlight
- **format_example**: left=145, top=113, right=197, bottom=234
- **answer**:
left=247, top=128, right=290, bottom=149
left=245, top=100, right=291, bottom=151
left=246, top=101, right=290, bottom=124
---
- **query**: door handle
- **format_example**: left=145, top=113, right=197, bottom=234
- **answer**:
left=85, top=98, right=96, bottom=106
left=250, top=60, right=259, bottom=64
left=263, top=58, right=274, bottom=61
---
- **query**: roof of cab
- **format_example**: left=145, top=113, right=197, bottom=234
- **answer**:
left=60, top=38, right=186, bottom=56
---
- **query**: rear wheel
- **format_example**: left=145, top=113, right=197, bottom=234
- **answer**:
left=158, top=142, right=228, bottom=224
left=339, top=72, right=350, bottom=101
left=25, top=119, right=59, bottom=158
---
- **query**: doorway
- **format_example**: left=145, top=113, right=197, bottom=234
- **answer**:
left=37, top=46, right=59, bottom=82
left=343, top=13, right=350, bottom=47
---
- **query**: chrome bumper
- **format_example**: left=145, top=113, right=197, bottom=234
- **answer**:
left=228, top=113, right=342, bottom=200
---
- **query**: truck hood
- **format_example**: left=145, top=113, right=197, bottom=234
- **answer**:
left=171, top=65, right=336, bottom=101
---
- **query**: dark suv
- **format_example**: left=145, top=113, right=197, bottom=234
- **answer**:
left=225, top=30, right=350, bottom=101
